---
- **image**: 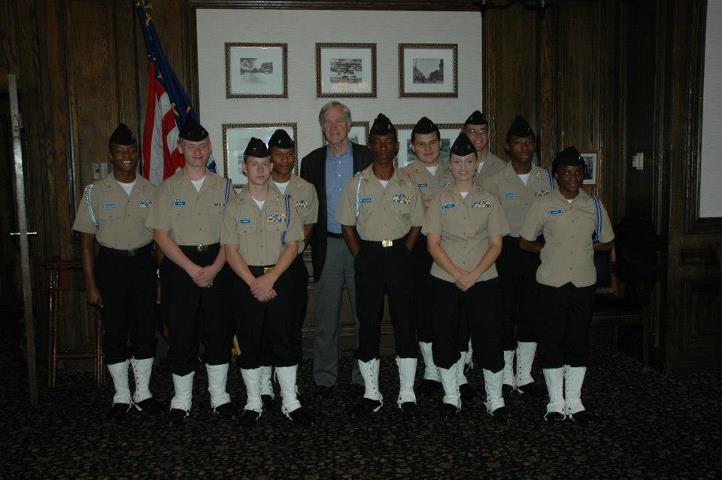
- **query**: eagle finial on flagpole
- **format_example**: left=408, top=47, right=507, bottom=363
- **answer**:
left=136, top=0, right=153, bottom=26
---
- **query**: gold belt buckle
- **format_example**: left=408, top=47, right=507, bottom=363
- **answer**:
left=381, top=239, right=394, bottom=248
left=263, top=266, right=275, bottom=274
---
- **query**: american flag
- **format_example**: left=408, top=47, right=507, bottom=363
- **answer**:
left=135, top=2, right=215, bottom=185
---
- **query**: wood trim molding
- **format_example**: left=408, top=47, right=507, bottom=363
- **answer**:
left=185, top=0, right=480, bottom=11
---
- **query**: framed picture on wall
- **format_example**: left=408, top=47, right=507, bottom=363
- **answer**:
left=399, top=44, right=458, bottom=97
left=581, top=152, right=598, bottom=185
left=223, top=123, right=298, bottom=186
left=225, top=43, right=288, bottom=98
left=322, top=121, right=369, bottom=146
left=395, top=123, right=463, bottom=168
left=316, top=43, right=377, bottom=97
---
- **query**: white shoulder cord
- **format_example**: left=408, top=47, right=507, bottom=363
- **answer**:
left=84, top=184, right=98, bottom=226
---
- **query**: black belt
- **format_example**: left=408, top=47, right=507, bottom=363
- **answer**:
left=179, top=243, right=219, bottom=253
left=249, top=264, right=276, bottom=275
left=99, top=243, right=152, bottom=257
left=327, top=231, right=343, bottom=239
left=360, top=238, right=405, bottom=249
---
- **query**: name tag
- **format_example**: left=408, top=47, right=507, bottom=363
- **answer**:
left=238, top=218, right=252, bottom=224
left=417, top=182, right=428, bottom=188
left=392, top=193, right=410, bottom=204
left=102, top=203, right=117, bottom=209
left=441, top=202, right=455, bottom=210
left=472, top=200, right=491, bottom=209
left=172, top=200, right=186, bottom=207
left=213, top=202, right=226, bottom=207
left=359, top=197, right=372, bottom=204
left=547, top=209, right=563, bottom=215
left=503, top=192, right=516, bottom=199
left=139, top=200, right=151, bottom=208
left=266, top=213, right=287, bottom=223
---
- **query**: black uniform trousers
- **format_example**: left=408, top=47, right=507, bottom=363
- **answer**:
left=354, top=240, right=417, bottom=362
left=496, top=235, right=541, bottom=350
left=410, top=233, right=435, bottom=343
left=233, top=266, right=296, bottom=370
left=159, top=244, right=234, bottom=376
left=288, top=254, right=309, bottom=362
left=96, top=243, right=156, bottom=365
left=431, top=277, right=504, bottom=373
left=537, top=283, right=595, bottom=368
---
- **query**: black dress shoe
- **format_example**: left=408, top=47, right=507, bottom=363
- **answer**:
left=517, top=381, right=546, bottom=398
left=350, top=398, right=383, bottom=415
left=238, top=409, right=262, bottom=428
left=440, top=403, right=460, bottom=419
left=416, top=379, right=442, bottom=396
left=315, top=385, right=335, bottom=400
left=134, top=397, right=164, bottom=415
left=213, top=402, right=237, bottom=419
left=489, top=405, right=512, bottom=423
left=544, top=411, right=565, bottom=426
left=502, top=384, right=516, bottom=398
left=285, top=407, right=314, bottom=426
left=168, top=408, right=188, bottom=426
left=399, top=401, right=418, bottom=419
left=261, top=394, right=275, bottom=410
left=569, top=410, right=592, bottom=425
left=459, top=383, right=477, bottom=402
left=107, top=403, right=131, bottom=420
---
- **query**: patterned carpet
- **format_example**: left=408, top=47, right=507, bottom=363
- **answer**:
left=2, top=322, right=721, bottom=479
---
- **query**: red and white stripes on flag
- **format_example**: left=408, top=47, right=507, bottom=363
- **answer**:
left=142, top=63, right=184, bottom=186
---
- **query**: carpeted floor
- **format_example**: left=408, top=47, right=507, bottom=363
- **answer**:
left=2, top=320, right=721, bottom=479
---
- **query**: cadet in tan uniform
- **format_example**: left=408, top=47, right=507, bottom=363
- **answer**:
left=423, top=133, right=511, bottom=421
left=336, top=114, right=425, bottom=416
left=482, top=116, right=553, bottom=397
left=519, top=146, right=614, bottom=425
left=400, top=117, right=453, bottom=396
left=146, top=118, right=236, bottom=425
left=73, top=124, right=162, bottom=419
left=464, top=110, right=506, bottom=184
left=256, top=129, right=318, bottom=408
left=222, top=138, right=312, bottom=427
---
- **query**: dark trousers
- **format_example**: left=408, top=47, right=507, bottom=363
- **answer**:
left=233, top=266, right=296, bottom=370
left=496, top=236, right=541, bottom=350
left=431, top=277, right=504, bottom=372
left=537, top=283, right=595, bottom=368
left=159, top=244, right=234, bottom=376
left=354, top=241, right=417, bottom=361
left=288, top=254, right=309, bottom=362
left=410, top=233, right=434, bottom=343
left=96, top=244, right=157, bottom=365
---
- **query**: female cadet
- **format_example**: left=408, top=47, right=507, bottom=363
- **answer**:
left=221, top=138, right=312, bottom=427
left=423, top=133, right=511, bottom=421
left=519, top=146, right=614, bottom=425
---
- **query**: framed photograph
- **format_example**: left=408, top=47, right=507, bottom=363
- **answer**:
left=395, top=123, right=463, bottom=168
left=322, top=121, right=369, bottom=146
left=225, top=43, right=288, bottom=98
left=581, top=152, right=598, bottom=185
left=222, top=123, right=298, bottom=186
left=399, top=44, right=458, bottom=97
left=316, top=43, right=377, bottom=97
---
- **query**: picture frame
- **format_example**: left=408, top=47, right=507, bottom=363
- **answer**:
left=581, top=152, right=598, bottom=185
left=225, top=43, right=288, bottom=98
left=399, top=44, right=458, bottom=97
left=322, top=121, right=369, bottom=146
left=222, top=123, right=298, bottom=186
left=316, top=43, right=377, bottom=97
left=395, top=123, right=464, bottom=168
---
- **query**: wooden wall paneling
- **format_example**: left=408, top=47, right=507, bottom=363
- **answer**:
left=537, top=1, right=557, bottom=169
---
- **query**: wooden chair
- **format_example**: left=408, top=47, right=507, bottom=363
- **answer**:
left=47, top=259, right=104, bottom=387
left=591, top=246, right=650, bottom=369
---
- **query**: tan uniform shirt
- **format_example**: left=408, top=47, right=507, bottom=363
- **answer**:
left=72, top=173, right=156, bottom=250
left=220, top=188, right=303, bottom=266
left=474, top=150, right=506, bottom=183
left=519, top=189, right=615, bottom=288
left=145, top=169, right=234, bottom=246
left=399, top=160, right=454, bottom=205
left=336, top=166, right=424, bottom=241
left=423, top=183, right=510, bottom=283
left=271, top=174, right=319, bottom=226
left=482, top=163, right=555, bottom=237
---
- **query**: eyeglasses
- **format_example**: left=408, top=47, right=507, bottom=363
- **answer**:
left=465, top=128, right=488, bottom=136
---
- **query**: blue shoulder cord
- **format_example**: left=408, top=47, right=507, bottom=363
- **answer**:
left=591, top=194, right=602, bottom=241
